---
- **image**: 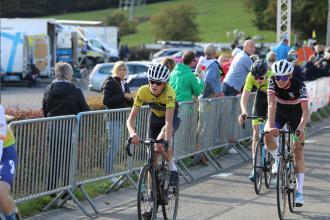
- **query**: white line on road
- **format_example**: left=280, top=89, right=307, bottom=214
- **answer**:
left=211, top=173, right=233, bottom=178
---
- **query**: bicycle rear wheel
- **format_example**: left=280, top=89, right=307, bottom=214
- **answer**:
left=276, top=158, right=287, bottom=220
left=137, top=164, right=157, bottom=220
left=162, top=171, right=179, bottom=220
left=265, top=150, right=274, bottom=189
left=253, top=141, right=263, bottom=194
left=287, top=160, right=296, bottom=212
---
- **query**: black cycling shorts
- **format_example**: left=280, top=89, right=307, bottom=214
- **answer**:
left=147, top=107, right=180, bottom=140
left=252, top=90, right=268, bottom=118
left=275, top=104, right=302, bottom=131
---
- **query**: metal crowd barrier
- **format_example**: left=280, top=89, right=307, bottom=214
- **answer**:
left=10, top=96, right=256, bottom=216
left=9, top=116, right=77, bottom=203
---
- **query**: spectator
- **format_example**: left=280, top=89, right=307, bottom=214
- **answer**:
left=314, top=44, right=324, bottom=61
left=266, top=51, right=277, bottom=69
left=222, top=39, right=256, bottom=96
left=273, top=38, right=291, bottom=60
left=103, top=61, right=133, bottom=173
left=218, top=47, right=242, bottom=79
left=303, top=55, right=319, bottom=81
left=250, top=54, right=259, bottom=63
left=42, top=62, right=90, bottom=117
left=161, top=57, right=176, bottom=72
left=287, top=49, right=304, bottom=81
left=316, top=49, right=330, bottom=78
left=42, top=62, right=89, bottom=197
left=169, top=50, right=205, bottom=165
left=195, top=44, right=218, bottom=78
left=201, top=45, right=222, bottom=98
left=169, top=50, right=204, bottom=101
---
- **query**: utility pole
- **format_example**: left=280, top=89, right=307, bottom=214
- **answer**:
left=276, top=0, right=291, bottom=45
left=327, top=0, right=330, bottom=46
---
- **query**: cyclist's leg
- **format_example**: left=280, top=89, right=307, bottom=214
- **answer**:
left=0, top=145, right=17, bottom=219
left=290, top=116, right=305, bottom=206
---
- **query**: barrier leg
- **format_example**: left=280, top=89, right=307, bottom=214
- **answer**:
left=79, top=185, right=99, bottom=214
left=177, top=159, right=194, bottom=182
left=43, top=191, right=67, bottom=211
left=204, top=151, right=221, bottom=171
left=236, top=142, right=252, bottom=160
left=125, top=173, right=138, bottom=190
left=105, top=175, right=126, bottom=193
left=205, top=150, right=223, bottom=169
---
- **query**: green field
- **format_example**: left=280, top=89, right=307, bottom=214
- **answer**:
left=50, top=0, right=276, bottom=47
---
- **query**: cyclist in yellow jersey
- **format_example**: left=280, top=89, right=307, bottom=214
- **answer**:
left=0, top=105, right=18, bottom=220
left=238, top=60, right=274, bottom=180
left=127, top=64, right=180, bottom=188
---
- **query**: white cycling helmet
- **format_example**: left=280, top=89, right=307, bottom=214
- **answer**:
left=271, top=59, right=294, bottom=76
left=147, top=63, right=170, bottom=82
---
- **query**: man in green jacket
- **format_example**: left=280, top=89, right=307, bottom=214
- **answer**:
left=169, top=50, right=204, bottom=101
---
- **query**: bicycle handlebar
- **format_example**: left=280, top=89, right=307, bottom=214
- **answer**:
left=125, top=137, right=166, bottom=157
left=240, top=114, right=266, bottom=129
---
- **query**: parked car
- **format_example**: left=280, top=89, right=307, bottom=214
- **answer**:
left=171, top=49, right=204, bottom=70
left=88, top=61, right=153, bottom=92
left=151, top=48, right=182, bottom=62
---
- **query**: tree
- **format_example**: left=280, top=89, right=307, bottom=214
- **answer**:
left=243, top=0, right=327, bottom=43
left=150, top=4, right=200, bottom=42
left=104, top=10, right=137, bottom=37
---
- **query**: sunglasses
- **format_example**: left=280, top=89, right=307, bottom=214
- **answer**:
left=254, top=76, right=265, bottom=80
left=149, top=80, right=163, bottom=86
left=275, top=75, right=289, bottom=81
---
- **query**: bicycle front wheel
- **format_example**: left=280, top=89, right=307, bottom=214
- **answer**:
left=254, top=141, right=263, bottom=194
left=287, top=160, right=296, bottom=212
left=137, top=164, right=157, bottom=220
left=276, top=158, right=287, bottom=220
left=162, top=171, right=179, bottom=220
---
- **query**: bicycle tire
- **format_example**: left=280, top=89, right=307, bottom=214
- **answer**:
left=162, top=171, right=179, bottom=220
left=276, top=158, right=287, bottom=220
left=253, top=141, right=263, bottom=194
left=265, top=150, right=274, bottom=189
left=137, top=164, right=157, bottom=220
left=287, top=160, right=296, bottom=212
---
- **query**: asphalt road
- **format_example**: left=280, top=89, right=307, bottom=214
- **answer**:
left=82, top=126, right=330, bottom=220
left=0, top=79, right=99, bottom=109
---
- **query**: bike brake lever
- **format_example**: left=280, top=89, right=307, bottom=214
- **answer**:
left=126, top=137, right=133, bottom=157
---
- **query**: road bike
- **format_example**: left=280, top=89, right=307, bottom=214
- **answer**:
left=242, top=116, right=274, bottom=194
left=275, top=123, right=297, bottom=220
left=126, top=138, right=179, bottom=220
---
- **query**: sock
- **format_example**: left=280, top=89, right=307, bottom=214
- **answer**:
left=5, top=212, right=16, bottom=220
left=297, top=173, right=304, bottom=194
left=270, top=148, right=278, bottom=160
left=167, top=160, right=177, bottom=172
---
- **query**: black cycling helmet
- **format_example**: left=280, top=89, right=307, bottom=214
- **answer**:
left=250, top=59, right=268, bottom=77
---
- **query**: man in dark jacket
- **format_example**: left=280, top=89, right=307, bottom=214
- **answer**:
left=42, top=62, right=90, bottom=117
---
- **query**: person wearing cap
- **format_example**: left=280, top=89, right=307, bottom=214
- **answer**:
left=222, top=40, right=256, bottom=96
left=0, top=105, right=19, bottom=220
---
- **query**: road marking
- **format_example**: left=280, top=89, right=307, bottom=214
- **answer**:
left=211, top=173, right=233, bottom=178
left=320, top=126, right=330, bottom=130
left=305, top=139, right=316, bottom=144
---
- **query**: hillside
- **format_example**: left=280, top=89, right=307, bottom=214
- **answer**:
left=50, top=0, right=276, bottom=46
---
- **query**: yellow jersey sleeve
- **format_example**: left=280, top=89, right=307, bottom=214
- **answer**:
left=165, top=85, right=176, bottom=109
left=133, top=85, right=149, bottom=108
